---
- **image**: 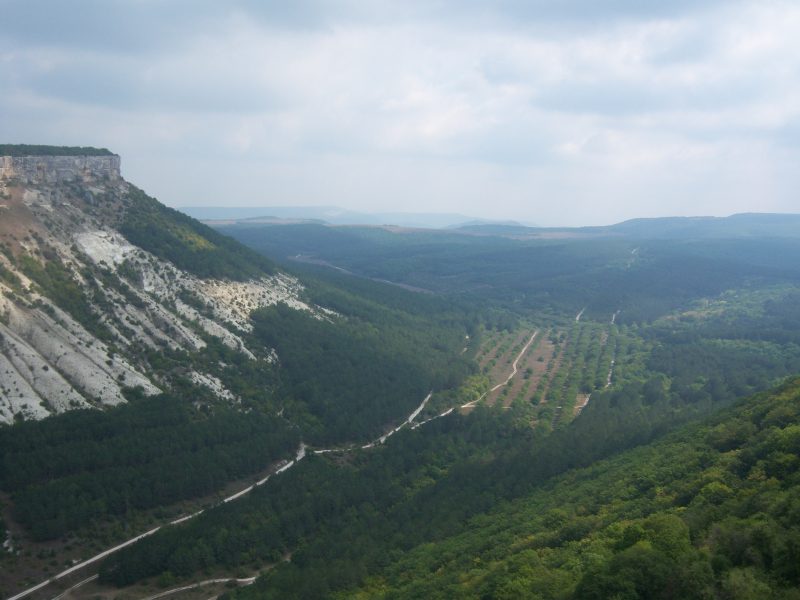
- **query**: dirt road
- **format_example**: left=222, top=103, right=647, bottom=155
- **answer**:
left=462, top=330, right=538, bottom=409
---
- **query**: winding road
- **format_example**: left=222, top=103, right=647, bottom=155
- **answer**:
left=8, top=393, right=435, bottom=600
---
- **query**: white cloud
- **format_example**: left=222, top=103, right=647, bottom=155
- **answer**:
left=1, top=1, right=799, bottom=224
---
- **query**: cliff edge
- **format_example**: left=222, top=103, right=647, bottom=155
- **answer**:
left=0, top=151, right=121, bottom=184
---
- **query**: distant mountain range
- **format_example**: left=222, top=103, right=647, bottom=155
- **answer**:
left=456, top=212, right=800, bottom=239
left=182, top=206, right=800, bottom=238
left=179, top=205, right=531, bottom=229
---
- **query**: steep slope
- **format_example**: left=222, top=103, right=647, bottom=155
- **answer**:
left=0, top=146, right=312, bottom=423
left=225, top=377, right=800, bottom=599
left=0, top=148, right=476, bottom=591
left=90, top=371, right=800, bottom=599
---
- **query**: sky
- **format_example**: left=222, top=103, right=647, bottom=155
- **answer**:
left=1, top=0, right=799, bottom=226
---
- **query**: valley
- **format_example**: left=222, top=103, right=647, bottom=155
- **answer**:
left=2, top=148, right=800, bottom=599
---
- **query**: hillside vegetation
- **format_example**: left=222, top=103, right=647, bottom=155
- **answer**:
left=0, top=145, right=115, bottom=156
left=0, top=161, right=475, bottom=577
left=98, top=376, right=800, bottom=599
left=320, top=377, right=800, bottom=600
left=0, top=395, right=298, bottom=540
left=120, top=187, right=278, bottom=280
left=219, top=222, right=800, bottom=322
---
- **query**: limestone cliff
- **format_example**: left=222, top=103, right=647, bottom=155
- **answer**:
left=0, top=154, right=121, bottom=184
left=0, top=148, right=317, bottom=424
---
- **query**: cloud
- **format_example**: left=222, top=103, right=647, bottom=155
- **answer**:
left=0, top=0, right=799, bottom=225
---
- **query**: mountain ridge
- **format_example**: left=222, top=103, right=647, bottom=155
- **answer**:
left=454, top=212, right=800, bottom=239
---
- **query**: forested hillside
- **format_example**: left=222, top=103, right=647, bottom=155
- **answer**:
left=0, top=396, right=299, bottom=540
left=324, top=377, right=800, bottom=599
left=98, top=374, right=800, bottom=599
left=217, top=222, right=800, bottom=322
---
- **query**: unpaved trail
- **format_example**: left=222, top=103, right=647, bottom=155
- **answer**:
left=573, top=393, right=591, bottom=417
left=137, top=577, right=257, bottom=600
left=7, top=524, right=162, bottom=600
left=574, top=328, right=617, bottom=418
left=48, top=575, right=97, bottom=600
left=606, top=359, right=616, bottom=388
left=462, top=330, right=538, bottom=409
left=478, top=330, right=528, bottom=383
left=411, top=407, right=454, bottom=429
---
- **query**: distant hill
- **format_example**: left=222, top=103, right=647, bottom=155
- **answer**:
left=181, top=205, right=504, bottom=229
left=456, top=213, right=800, bottom=239
left=446, top=218, right=531, bottom=230
left=454, top=223, right=543, bottom=236
left=607, top=213, right=800, bottom=238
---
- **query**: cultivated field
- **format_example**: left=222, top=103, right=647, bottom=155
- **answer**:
left=469, top=315, right=638, bottom=431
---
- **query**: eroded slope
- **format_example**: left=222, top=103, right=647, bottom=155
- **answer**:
left=0, top=156, right=314, bottom=423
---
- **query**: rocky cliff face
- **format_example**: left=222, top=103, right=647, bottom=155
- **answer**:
left=0, top=151, right=316, bottom=424
left=0, top=154, right=121, bottom=184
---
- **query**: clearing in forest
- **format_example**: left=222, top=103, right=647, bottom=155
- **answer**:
left=479, top=330, right=530, bottom=388
left=494, top=330, right=557, bottom=407
left=482, top=330, right=539, bottom=407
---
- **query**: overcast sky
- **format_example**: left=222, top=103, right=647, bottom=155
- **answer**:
left=1, top=0, right=799, bottom=225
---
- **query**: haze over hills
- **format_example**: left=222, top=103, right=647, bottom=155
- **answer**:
left=456, top=213, right=800, bottom=239
left=181, top=205, right=532, bottom=229
left=186, top=204, right=800, bottom=240
left=3, top=146, right=800, bottom=600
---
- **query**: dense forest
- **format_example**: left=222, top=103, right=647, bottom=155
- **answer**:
left=250, top=302, right=470, bottom=444
left=0, top=247, right=477, bottom=549
left=219, top=222, right=800, bottom=322
left=323, top=377, right=800, bottom=599
left=0, top=275, right=476, bottom=544
left=98, top=377, right=800, bottom=599
left=0, top=395, right=299, bottom=540
left=250, top=270, right=476, bottom=444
